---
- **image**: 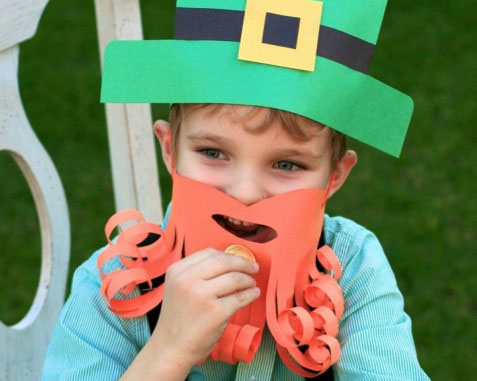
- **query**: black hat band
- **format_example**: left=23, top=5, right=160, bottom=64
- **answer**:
left=174, top=7, right=376, bottom=74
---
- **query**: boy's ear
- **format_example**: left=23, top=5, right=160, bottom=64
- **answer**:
left=327, top=150, right=358, bottom=199
left=153, top=120, right=173, bottom=174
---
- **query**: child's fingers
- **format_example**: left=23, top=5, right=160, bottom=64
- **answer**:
left=195, top=253, right=259, bottom=281
left=167, top=248, right=222, bottom=273
left=205, top=271, right=257, bottom=298
left=219, top=286, right=261, bottom=316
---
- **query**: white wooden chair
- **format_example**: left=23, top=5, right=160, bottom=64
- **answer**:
left=0, top=1, right=162, bottom=379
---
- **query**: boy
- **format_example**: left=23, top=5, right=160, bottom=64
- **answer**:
left=43, top=0, right=430, bottom=380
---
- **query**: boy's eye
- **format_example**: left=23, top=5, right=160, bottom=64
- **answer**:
left=199, top=148, right=223, bottom=159
left=275, top=161, right=302, bottom=171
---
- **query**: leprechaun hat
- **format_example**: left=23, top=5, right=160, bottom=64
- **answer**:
left=101, top=0, right=414, bottom=157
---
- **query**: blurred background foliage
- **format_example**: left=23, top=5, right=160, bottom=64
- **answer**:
left=0, top=0, right=475, bottom=379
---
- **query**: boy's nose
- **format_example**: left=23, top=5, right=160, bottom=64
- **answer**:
left=224, top=171, right=268, bottom=205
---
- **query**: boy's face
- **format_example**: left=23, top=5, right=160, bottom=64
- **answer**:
left=156, top=105, right=356, bottom=206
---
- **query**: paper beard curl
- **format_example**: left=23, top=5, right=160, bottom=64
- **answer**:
left=98, top=170, right=344, bottom=377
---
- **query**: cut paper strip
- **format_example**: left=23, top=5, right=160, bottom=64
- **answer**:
left=311, top=306, right=339, bottom=337
left=233, top=324, right=262, bottom=362
left=277, top=307, right=315, bottom=346
left=105, top=209, right=145, bottom=244
left=304, top=274, right=344, bottom=320
left=97, top=168, right=344, bottom=377
left=216, top=324, right=241, bottom=364
left=316, top=245, right=342, bottom=280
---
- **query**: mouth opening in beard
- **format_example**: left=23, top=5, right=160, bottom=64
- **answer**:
left=212, top=214, right=278, bottom=243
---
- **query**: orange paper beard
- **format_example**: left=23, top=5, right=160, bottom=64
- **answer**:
left=98, top=169, right=344, bottom=377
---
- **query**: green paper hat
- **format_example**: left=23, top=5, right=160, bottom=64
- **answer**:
left=101, top=0, right=414, bottom=157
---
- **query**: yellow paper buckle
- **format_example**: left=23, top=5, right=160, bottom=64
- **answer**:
left=238, top=0, right=323, bottom=72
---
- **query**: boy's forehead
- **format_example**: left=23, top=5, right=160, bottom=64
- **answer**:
left=185, top=104, right=264, bottom=121
left=184, top=104, right=322, bottom=136
left=181, top=105, right=331, bottom=156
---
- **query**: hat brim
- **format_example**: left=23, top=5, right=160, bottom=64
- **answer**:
left=101, top=40, right=413, bottom=157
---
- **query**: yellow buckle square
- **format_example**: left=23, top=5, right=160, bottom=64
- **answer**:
left=238, top=0, right=323, bottom=72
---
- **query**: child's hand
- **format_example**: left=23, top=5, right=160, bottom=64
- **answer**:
left=151, top=248, right=260, bottom=368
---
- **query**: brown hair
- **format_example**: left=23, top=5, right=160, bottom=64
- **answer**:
left=168, top=104, right=347, bottom=168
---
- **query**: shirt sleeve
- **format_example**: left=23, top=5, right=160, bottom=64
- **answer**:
left=41, top=249, right=150, bottom=381
left=325, top=217, right=431, bottom=381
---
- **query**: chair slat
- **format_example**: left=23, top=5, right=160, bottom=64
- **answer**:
left=95, top=0, right=163, bottom=224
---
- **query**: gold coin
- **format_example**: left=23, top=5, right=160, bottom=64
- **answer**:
left=225, top=245, right=256, bottom=262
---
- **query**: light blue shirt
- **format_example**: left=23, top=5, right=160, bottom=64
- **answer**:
left=42, top=213, right=430, bottom=380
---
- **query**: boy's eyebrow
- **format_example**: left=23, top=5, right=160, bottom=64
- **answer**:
left=271, top=148, right=324, bottom=161
left=186, top=132, right=230, bottom=146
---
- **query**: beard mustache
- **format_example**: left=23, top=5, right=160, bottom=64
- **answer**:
left=98, top=169, right=344, bottom=377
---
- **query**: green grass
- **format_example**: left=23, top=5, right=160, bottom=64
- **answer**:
left=1, top=0, right=475, bottom=379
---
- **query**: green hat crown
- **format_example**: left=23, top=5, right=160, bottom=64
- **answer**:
left=101, top=0, right=413, bottom=157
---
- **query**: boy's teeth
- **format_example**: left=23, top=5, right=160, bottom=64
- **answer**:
left=228, top=217, right=240, bottom=225
left=226, top=216, right=252, bottom=227
left=215, top=214, right=276, bottom=242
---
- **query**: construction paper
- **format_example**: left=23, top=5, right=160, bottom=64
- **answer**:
left=98, top=168, right=344, bottom=377
left=176, top=0, right=386, bottom=44
left=101, top=40, right=413, bottom=157
left=174, top=8, right=244, bottom=42
left=262, top=13, right=300, bottom=49
left=174, top=8, right=374, bottom=73
left=238, top=0, right=323, bottom=71
left=316, top=26, right=375, bottom=74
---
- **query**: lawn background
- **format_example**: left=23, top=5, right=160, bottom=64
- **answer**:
left=1, top=0, right=475, bottom=379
